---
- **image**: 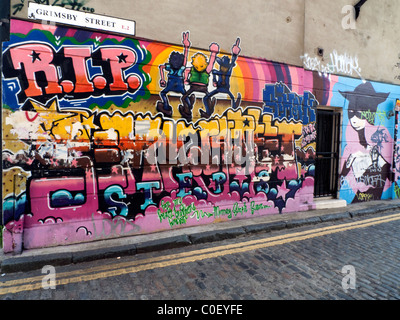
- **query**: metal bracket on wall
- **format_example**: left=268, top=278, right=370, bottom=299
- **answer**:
left=354, top=0, right=368, bottom=20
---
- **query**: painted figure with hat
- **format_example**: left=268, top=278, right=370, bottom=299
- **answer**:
left=339, top=81, right=392, bottom=202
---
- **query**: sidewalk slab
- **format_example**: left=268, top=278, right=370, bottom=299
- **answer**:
left=2, top=198, right=400, bottom=274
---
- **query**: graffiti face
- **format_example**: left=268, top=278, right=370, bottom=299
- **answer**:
left=192, top=53, right=208, bottom=72
left=348, top=110, right=367, bottom=131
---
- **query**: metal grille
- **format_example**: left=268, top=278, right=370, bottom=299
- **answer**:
left=314, top=110, right=341, bottom=198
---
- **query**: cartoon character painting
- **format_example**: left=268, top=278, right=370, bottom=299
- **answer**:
left=204, top=38, right=242, bottom=116
left=178, top=41, right=220, bottom=121
left=156, top=32, right=191, bottom=117
left=157, top=33, right=242, bottom=121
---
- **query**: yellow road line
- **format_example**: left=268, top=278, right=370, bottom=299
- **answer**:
left=1, top=212, right=388, bottom=288
left=2, top=212, right=400, bottom=294
left=4, top=211, right=398, bottom=287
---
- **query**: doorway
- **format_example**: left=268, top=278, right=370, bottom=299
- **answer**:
left=314, top=109, right=341, bottom=198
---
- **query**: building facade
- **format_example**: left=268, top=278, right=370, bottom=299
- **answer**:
left=2, top=0, right=400, bottom=253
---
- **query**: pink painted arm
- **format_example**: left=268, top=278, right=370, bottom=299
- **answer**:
left=206, top=42, right=219, bottom=73
left=184, top=67, right=191, bottom=84
left=159, top=64, right=166, bottom=87
left=182, top=31, right=191, bottom=66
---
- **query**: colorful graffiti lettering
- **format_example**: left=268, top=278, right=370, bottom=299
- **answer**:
left=3, top=18, right=400, bottom=254
left=2, top=20, right=151, bottom=112
left=156, top=197, right=271, bottom=228
left=3, top=42, right=145, bottom=103
left=3, top=98, right=313, bottom=221
left=263, top=82, right=317, bottom=123
left=1, top=20, right=319, bottom=252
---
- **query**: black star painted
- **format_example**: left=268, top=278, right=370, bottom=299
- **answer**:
left=117, top=53, right=128, bottom=63
left=30, top=50, right=41, bottom=63
left=243, top=118, right=250, bottom=127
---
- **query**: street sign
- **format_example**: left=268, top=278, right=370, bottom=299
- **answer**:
left=28, top=2, right=135, bottom=36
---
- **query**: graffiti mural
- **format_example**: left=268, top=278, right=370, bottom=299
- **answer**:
left=2, top=18, right=399, bottom=253
left=392, top=100, right=400, bottom=198
left=1, top=19, right=320, bottom=252
left=338, top=82, right=395, bottom=203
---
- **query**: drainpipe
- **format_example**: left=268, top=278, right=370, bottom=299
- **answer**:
left=302, top=0, right=316, bottom=209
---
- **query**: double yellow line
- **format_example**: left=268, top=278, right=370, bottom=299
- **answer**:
left=2, top=212, right=400, bottom=295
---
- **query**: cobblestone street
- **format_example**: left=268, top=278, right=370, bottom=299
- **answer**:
left=1, top=211, right=400, bottom=302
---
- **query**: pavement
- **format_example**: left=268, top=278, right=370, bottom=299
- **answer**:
left=2, top=198, right=400, bottom=274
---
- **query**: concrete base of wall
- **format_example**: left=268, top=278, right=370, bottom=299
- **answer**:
left=314, top=198, right=347, bottom=210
